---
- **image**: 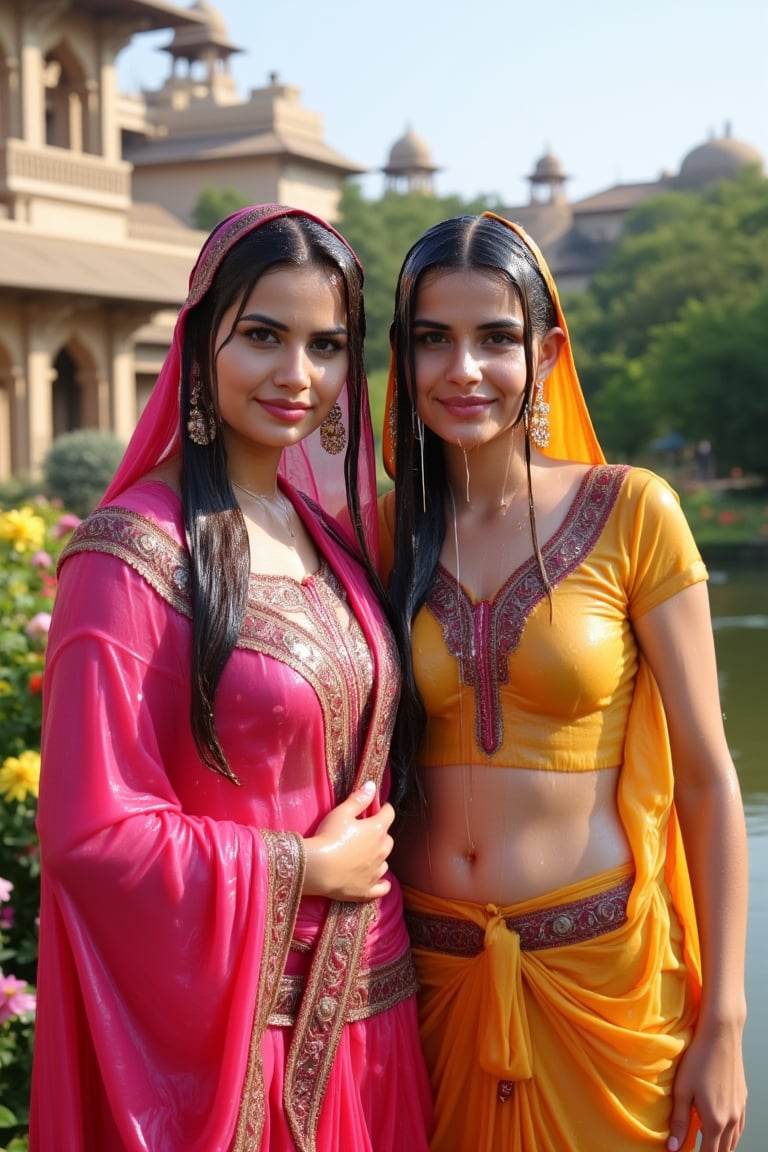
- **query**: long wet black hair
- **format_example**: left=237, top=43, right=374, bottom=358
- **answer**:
left=387, top=214, right=559, bottom=803
left=179, top=213, right=381, bottom=782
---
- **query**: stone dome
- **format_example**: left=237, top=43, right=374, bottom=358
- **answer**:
left=677, top=131, right=764, bottom=188
left=528, top=151, right=568, bottom=182
left=385, top=129, right=437, bottom=173
left=168, top=1, right=242, bottom=56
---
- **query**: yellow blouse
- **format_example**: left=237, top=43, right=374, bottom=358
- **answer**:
left=380, top=466, right=707, bottom=771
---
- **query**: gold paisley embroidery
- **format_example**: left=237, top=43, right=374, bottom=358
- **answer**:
left=232, top=830, right=305, bottom=1152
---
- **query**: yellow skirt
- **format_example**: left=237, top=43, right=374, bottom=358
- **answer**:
left=403, top=865, right=699, bottom=1152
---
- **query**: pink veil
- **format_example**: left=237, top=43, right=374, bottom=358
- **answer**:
left=101, top=204, right=378, bottom=556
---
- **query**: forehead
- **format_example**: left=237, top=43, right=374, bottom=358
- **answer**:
left=415, top=267, right=522, bottom=316
left=238, top=263, right=346, bottom=318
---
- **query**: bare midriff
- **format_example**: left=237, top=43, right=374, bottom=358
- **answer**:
left=391, top=763, right=631, bottom=906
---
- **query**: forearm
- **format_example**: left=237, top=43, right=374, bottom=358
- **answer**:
left=674, top=766, right=748, bottom=1029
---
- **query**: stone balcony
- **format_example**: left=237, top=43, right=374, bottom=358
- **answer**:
left=0, top=139, right=131, bottom=208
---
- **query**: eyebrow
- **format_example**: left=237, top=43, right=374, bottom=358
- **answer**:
left=413, top=317, right=524, bottom=331
left=240, top=311, right=348, bottom=336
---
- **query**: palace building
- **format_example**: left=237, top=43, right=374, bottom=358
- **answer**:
left=0, top=0, right=763, bottom=481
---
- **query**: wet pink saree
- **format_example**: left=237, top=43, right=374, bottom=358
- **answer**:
left=30, top=484, right=431, bottom=1152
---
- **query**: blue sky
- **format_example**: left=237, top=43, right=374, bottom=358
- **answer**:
left=117, top=0, right=768, bottom=207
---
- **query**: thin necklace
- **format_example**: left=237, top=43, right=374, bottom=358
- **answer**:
left=232, top=481, right=296, bottom=540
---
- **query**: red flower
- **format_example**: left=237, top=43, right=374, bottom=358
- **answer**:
left=28, top=672, right=44, bottom=695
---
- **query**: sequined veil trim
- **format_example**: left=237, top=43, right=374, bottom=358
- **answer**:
left=428, top=464, right=630, bottom=755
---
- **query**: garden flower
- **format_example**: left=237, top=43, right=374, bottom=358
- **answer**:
left=51, top=512, right=82, bottom=539
left=0, top=506, right=46, bottom=553
left=25, top=611, right=52, bottom=641
left=0, top=878, right=13, bottom=903
left=0, top=971, right=36, bottom=1022
left=28, top=671, right=44, bottom=695
left=31, top=549, right=54, bottom=569
left=0, top=750, right=41, bottom=803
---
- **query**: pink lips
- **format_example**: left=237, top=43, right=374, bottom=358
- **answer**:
left=439, top=396, right=492, bottom=417
left=258, top=399, right=310, bottom=423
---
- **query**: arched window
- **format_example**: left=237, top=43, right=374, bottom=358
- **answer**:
left=44, top=41, right=89, bottom=152
left=52, top=348, right=81, bottom=436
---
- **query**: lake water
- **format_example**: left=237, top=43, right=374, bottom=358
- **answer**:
left=707, top=564, right=767, bottom=1151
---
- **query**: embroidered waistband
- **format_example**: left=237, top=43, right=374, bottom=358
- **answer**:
left=405, top=875, right=634, bottom=957
left=267, top=946, right=419, bottom=1027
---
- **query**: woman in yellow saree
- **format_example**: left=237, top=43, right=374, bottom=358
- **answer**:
left=379, top=212, right=748, bottom=1151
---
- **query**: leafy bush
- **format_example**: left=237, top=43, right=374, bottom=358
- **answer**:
left=42, top=430, right=124, bottom=519
left=0, top=500, right=79, bottom=1148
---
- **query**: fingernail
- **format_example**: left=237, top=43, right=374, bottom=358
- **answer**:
left=360, top=780, right=375, bottom=797
left=667, top=1138, right=680, bottom=1151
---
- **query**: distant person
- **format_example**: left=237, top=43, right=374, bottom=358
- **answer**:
left=30, top=205, right=432, bottom=1151
left=379, top=212, right=748, bottom=1152
left=696, top=438, right=714, bottom=480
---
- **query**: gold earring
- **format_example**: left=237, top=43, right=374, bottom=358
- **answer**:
left=187, top=366, right=217, bottom=446
left=527, top=378, right=550, bottom=449
left=320, top=402, right=346, bottom=454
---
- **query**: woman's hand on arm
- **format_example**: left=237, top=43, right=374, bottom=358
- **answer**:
left=302, top=782, right=395, bottom=902
left=634, top=581, right=748, bottom=1152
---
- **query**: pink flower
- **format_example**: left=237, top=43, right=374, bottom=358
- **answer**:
left=0, top=906, right=14, bottom=930
left=30, top=550, right=53, bottom=569
left=51, top=512, right=82, bottom=539
left=0, top=971, right=36, bottom=1021
left=25, top=611, right=52, bottom=640
left=0, top=878, right=13, bottom=903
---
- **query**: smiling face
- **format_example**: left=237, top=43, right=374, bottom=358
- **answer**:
left=412, top=268, right=534, bottom=453
left=214, top=263, right=349, bottom=475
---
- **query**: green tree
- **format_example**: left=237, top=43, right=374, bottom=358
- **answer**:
left=193, top=187, right=249, bottom=233
left=643, top=290, right=768, bottom=475
left=338, top=183, right=493, bottom=374
left=573, top=169, right=768, bottom=469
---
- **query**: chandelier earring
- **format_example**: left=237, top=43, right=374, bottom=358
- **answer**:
left=527, top=377, right=550, bottom=449
left=186, top=365, right=217, bottom=446
left=320, top=402, right=346, bottom=454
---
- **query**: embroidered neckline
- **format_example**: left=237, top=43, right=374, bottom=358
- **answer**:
left=427, top=465, right=629, bottom=755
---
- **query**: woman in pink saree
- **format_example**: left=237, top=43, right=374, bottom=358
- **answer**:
left=29, top=205, right=432, bottom=1152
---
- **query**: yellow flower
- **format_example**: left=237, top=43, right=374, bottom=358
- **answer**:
left=0, top=507, right=46, bottom=553
left=0, top=750, right=41, bottom=803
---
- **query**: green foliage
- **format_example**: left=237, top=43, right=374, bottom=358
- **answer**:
left=42, top=430, right=125, bottom=519
left=572, top=169, right=768, bottom=473
left=587, top=357, right=658, bottom=461
left=0, top=501, right=75, bottom=1146
left=193, top=187, right=250, bottom=233
left=642, top=290, right=768, bottom=476
left=338, top=183, right=493, bottom=375
left=679, top=484, right=768, bottom=545
left=0, top=481, right=41, bottom=516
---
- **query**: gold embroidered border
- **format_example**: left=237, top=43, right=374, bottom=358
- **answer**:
left=267, top=947, right=418, bottom=1027
left=282, top=569, right=400, bottom=1152
left=60, top=507, right=193, bottom=615
left=428, top=464, right=631, bottom=755
left=232, top=830, right=305, bottom=1152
